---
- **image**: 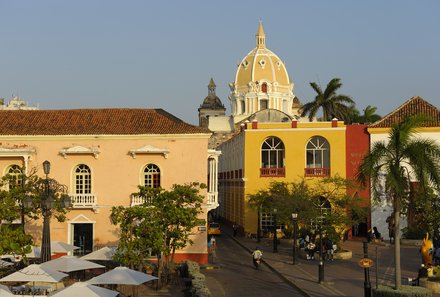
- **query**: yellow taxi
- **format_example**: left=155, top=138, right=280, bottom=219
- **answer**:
left=208, top=222, right=221, bottom=235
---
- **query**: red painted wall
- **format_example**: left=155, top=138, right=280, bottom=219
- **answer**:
left=346, top=124, right=370, bottom=238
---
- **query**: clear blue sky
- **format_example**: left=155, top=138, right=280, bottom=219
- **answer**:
left=1, top=1, right=439, bottom=124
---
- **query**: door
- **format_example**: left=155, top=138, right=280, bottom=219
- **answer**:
left=73, top=223, right=93, bottom=256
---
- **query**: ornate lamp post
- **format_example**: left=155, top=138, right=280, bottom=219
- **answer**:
left=41, top=160, right=52, bottom=263
left=291, top=213, right=298, bottom=265
left=273, top=208, right=278, bottom=253
left=23, top=160, right=71, bottom=263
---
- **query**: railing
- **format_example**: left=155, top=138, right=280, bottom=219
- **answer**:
left=304, top=168, right=330, bottom=177
left=130, top=195, right=153, bottom=206
left=207, top=192, right=218, bottom=211
left=69, top=194, right=97, bottom=208
left=260, top=168, right=285, bottom=177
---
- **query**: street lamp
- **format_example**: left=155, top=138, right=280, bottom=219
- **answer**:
left=23, top=160, right=71, bottom=263
left=41, top=160, right=52, bottom=263
left=273, top=208, right=278, bottom=253
left=291, top=213, right=298, bottom=265
left=317, top=205, right=325, bottom=284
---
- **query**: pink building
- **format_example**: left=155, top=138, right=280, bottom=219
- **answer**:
left=0, top=108, right=219, bottom=264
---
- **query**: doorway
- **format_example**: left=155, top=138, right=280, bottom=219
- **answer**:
left=72, top=223, right=93, bottom=256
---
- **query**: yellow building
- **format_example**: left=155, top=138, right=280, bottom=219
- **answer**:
left=0, top=108, right=219, bottom=264
left=218, top=118, right=347, bottom=234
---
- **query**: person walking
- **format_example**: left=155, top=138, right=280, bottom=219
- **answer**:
left=252, top=247, right=263, bottom=269
left=232, top=223, right=238, bottom=237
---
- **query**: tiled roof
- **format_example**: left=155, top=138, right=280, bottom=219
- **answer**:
left=0, top=108, right=211, bottom=135
left=369, top=96, right=440, bottom=128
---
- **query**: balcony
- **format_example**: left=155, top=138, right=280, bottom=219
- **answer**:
left=130, top=195, right=153, bottom=207
left=304, top=168, right=330, bottom=177
left=260, top=167, right=285, bottom=177
left=69, top=194, right=97, bottom=208
left=207, top=192, right=219, bottom=211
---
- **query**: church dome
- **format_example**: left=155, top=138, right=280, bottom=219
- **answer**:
left=199, top=78, right=225, bottom=110
left=234, top=22, right=291, bottom=90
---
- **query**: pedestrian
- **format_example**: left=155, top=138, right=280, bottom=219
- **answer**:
left=386, top=214, right=395, bottom=243
left=233, top=223, right=238, bottom=237
left=373, top=226, right=381, bottom=241
left=434, top=246, right=440, bottom=265
left=325, top=237, right=334, bottom=261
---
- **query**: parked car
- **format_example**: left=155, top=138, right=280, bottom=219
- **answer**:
left=208, top=222, right=221, bottom=235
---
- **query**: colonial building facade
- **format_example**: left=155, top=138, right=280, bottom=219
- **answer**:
left=0, top=108, right=219, bottom=263
left=367, top=96, right=440, bottom=240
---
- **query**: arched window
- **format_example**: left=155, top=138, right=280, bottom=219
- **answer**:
left=143, top=164, right=161, bottom=188
left=261, top=82, right=267, bottom=93
left=7, top=165, right=23, bottom=189
left=305, top=136, right=330, bottom=176
left=261, top=137, right=285, bottom=177
left=74, top=164, right=92, bottom=194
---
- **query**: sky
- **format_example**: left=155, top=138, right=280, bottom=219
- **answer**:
left=1, top=1, right=439, bottom=125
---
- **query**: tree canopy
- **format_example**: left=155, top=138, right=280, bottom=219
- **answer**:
left=301, top=78, right=355, bottom=122
left=110, top=182, right=205, bottom=285
left=248, top=177, right=365, bottom=244
left=0, top=167, right=70, bottom=261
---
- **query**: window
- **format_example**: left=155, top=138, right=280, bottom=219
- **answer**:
left=261, top=137, right=285, bottom=177
left=260, top=99, right=268, bottom=110
left=143, top=164, right=161, bottom=188
left=74, top=164, right=91, bottom=194
left=7, top=165, right=23, bottom=189
left=261, top=83, right=267, bottom=93
left=305, top=136, right=330, bottom=176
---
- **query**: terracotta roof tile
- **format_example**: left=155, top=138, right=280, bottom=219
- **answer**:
left=369, top=96, right=440, bottom=128
left=0, top=108, right=211, bottom=135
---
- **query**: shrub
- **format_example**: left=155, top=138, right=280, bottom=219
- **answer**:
left=372, top=284, right=431, bottom=297
left=402, top=226, right=426, bottom=240
left=186, top=260, right=211, bottom=297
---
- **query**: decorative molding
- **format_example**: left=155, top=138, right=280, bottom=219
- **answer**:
left=59, top=145, right=100, bottom=159
left=129, top=145, right=170, bottom=159
left=0, top=146, right=35, bottom=157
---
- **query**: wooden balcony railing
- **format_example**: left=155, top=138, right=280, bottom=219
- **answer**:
left=260, top=168, right=285, bottom=177
left=304, top=168, right=330, bottom=177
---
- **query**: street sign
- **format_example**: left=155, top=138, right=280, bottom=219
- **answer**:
left=359, top=258, right=374, bottom=268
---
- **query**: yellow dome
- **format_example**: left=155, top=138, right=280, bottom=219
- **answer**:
left=234, top=23, right=290, bottom=89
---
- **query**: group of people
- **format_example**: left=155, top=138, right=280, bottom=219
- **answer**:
left=300, top=234, right=335, bottom=261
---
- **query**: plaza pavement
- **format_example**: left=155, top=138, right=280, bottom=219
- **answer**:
left=206, top=224, right=440, bottom=297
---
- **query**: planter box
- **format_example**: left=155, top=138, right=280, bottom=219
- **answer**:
left=334, top=250, right=352, bottom=260
left=420, top=277, right=440, bottom=293
left=401, top=239, right=422, bottom=246
left=298, top=249, right=352, bottom=260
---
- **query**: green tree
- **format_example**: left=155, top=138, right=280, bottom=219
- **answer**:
left=248, top=178, right=364, bottom=244
left=301, top=78, right=355, bottom=122
left=350, top=105, right=382, bottom=124
left=0, top=167, right=70, bottom=262
left=358, top=115, right=440, bottom=289
left=110, top=182, right=205, bottom=286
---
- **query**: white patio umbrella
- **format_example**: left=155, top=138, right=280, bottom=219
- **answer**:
left=41, top=256, right=104, bottom=273
left=0, top=264, right=68, bottom=283
left=87, top=266, right=157, bottom=285
left=51, top=282, right=118, bottom=297
left=80, top=247, right=116, bottom=261
left=51, top=242, right=79, bottom=253
left=0, top=260, right=14, bottom=268
left=0, top=284, right=13, bottom=297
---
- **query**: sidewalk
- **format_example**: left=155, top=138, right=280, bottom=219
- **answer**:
left=214, top=225, right=439, bottom=297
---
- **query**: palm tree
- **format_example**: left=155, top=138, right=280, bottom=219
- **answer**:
left=301, top=78, right=355, bottom=122
left=361, top=105, right=381, bottom=124
left=358, top=115, right=440, bottom=289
